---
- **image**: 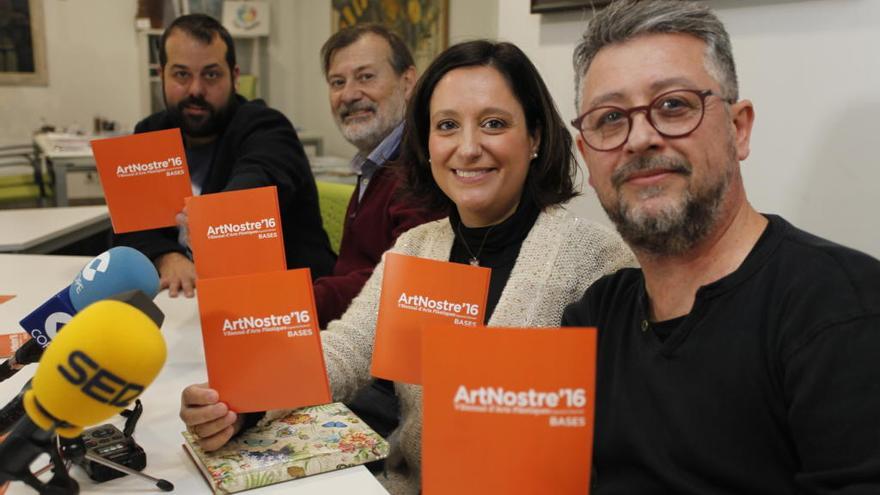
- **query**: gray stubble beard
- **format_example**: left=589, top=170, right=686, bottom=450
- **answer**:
left=602, top=153, right=733, bottom=257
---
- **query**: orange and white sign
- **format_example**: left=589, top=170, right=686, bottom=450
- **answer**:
left=186, top=186, right=286, bottom=279
left=196, top=268, right=330, bottom=412
left=371, top=253, right=490, bottom=385
left=422, top=325, right=597, bottom=494
left=0, top=332, right=29, bottom=358
left=0, top=295, right=22, bottom=358
left=92, top=129, right=192, bottom=233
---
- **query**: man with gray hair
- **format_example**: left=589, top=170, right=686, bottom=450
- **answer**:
left=563, top=1, right=880, bottom=492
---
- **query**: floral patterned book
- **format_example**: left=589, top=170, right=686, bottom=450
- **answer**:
left=182, top=402, right=390, bottom=494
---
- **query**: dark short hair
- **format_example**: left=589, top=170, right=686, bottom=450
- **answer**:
left=321, top=23, right=415, bottom=77
left=397, top=40, right=578, bottom=214
left=159, top=14, right=236, bottom=71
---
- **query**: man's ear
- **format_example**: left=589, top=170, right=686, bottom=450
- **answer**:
left=232, top=64, right=241, bottom=89
left=730, top=99, right=755, bottom=162
left=575, top=134, right=597, bottom=189
left=402, top=65, right=417, bottom=100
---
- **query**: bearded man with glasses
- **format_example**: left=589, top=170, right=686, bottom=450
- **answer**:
left=562, top=1, right=880, bottom=493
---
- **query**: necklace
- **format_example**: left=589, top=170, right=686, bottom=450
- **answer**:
left=455, top=220, right=495, bottom=266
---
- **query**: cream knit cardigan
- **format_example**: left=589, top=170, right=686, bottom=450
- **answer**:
left=310, top=206, right=633, bottom=494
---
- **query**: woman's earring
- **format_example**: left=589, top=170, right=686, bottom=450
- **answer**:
left=531, top=151, right=538, bottom=159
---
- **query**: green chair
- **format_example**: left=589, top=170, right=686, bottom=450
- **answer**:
left=316, top=180, right=355, bottom=254
left=0, top=144, right=49, bottom=207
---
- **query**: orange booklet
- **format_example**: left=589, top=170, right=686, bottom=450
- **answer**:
left=91, top=129, right=192, bottom=233
left=422, top=325, right=598, bottom=494
left=186, top=186, right=286, bottom=279
left=371, top=253, right=490, bottom=385
left=196, top=269, right=330, bottom=413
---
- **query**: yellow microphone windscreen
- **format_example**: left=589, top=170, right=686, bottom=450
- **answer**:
left=24, top=299, right=167, bottom=437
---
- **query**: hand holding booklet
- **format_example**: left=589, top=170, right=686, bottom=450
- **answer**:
left=186, top=186, right=287, bottom=279
left=196, top=268, right=330, bottom=412
left=91, top=129, right=192, bottom=233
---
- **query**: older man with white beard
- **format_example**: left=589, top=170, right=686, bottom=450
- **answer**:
left=308, top=24, right=440, bottom=448
left=314, top=24, right=438, bottom=330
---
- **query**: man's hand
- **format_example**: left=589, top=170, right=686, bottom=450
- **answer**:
left=179, top=383, right=244, bottom=452
left=176, top=207, right=190, bottom=249
left=155, top=252, right=196, bottom=298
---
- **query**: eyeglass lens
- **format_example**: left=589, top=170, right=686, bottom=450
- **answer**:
left=581, top=90, right=707, bottom=151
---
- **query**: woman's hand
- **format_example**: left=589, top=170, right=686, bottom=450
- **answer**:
left=179, top=382, right=244, bottom=451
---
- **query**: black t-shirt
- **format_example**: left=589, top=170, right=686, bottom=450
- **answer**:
left=185, top=140, right=216, bottom=195
left=562, top=214, right=880, bottom=494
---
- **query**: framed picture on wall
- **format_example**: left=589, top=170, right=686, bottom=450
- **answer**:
left=0, top=0, right=48, bottom=85
left=222, top=0, right=270, bottom=37
left=331, top=0, right=448, bottom=71
left=530, top=0, right=611, bottom=14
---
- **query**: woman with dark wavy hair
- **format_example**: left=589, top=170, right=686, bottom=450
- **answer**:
left=181, top=40, right=633, bottom=494
left=318, top=40, right=633, bottom=493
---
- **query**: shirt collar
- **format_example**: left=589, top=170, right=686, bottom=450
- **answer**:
left=349, top=121, right=405, bottom=174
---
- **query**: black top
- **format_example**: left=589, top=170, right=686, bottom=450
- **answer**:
left=562, top=214, right=880, bottom=494
left=448, top=194, right=540, bottom=320
left=114, top=96, right=336, bottom=280
left=185, top=140, right=215, bottom=194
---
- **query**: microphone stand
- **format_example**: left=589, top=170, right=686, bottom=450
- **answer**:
left=59, top=438, right=173, bottom=492
left=0, top=418, right=78, bottom=495
left=58, top=401, right=174, bottom=492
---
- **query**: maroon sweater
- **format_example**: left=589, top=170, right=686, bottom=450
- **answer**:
left=313, top=165, right=441, bottom=327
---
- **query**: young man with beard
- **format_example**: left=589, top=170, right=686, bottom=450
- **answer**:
left=563, top=1, right=880, bottom=493
left=115, top=14, right=335, bottom=297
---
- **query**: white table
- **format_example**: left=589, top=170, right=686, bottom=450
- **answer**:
left=0, top=206, right=110, bottom=254
left=0, top=254, right=388, bottom=494
left=33, top=134, right=99, bottom=207
left=310, top=155, right=357, bottom=185
left=298, top=132, right=325, bottom=157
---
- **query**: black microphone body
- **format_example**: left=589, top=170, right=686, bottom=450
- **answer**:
left=0, top=414, right=55, bottom=482
left=0, top=381, right=27, bottom=434
left=0, top=338, right=46, bottom=381
left=0, top=413, right=79, bottom=494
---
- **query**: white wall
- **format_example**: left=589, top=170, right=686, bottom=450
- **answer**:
left=0, top=0, right=142, bottom=145
left=498, top=0, right=880, bottom=257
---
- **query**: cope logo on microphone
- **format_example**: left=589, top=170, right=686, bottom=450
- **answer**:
left=30, top=311, right=72, bottom=346
left=57, top=350, right=145, bottom=408
left=71, top=250, right=112, bottom=296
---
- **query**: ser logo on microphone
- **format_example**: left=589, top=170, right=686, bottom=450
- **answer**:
left=57, top=350, right=145, bottom=408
